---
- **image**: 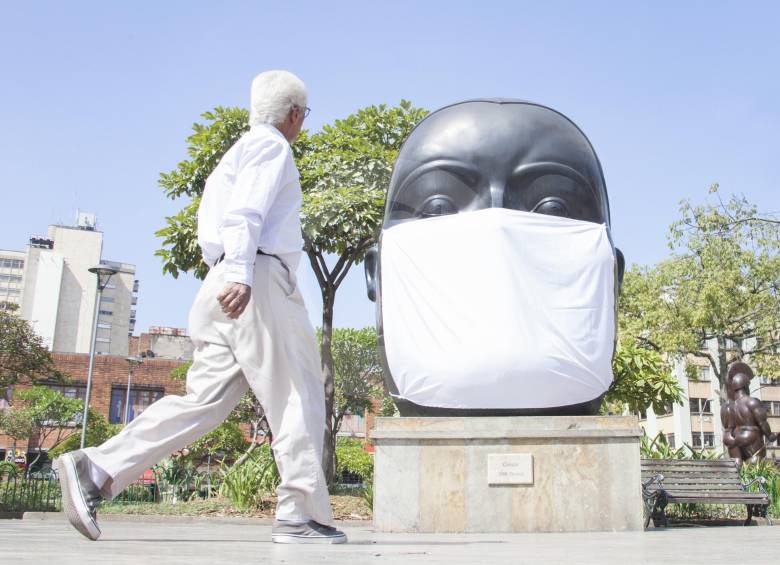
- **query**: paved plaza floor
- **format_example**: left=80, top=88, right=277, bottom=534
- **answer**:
left=2, top=514, right=778, bottom=564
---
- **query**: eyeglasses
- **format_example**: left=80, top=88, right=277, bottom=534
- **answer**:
left=295, top=105, right=311, bottom=119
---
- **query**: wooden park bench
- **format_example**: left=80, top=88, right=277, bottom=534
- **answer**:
left=640, top=459, right=772, bottom=528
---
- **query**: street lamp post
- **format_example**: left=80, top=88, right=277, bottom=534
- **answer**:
left=124, top=357, right=143, bottom=424
left=79, top=264, right=119, bottom=449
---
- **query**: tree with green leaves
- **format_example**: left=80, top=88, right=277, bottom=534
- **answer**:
left=619, top=186, right=780, bottom=391
left=604, top=340, right=683, bottom=415
left=327, top=327, right=383, bottom=482
left=294, top=103, right=427, bottom=481
left=0, top=309, right=62, bottom=389
left=48, top=409, right=121, bottom=459
left=0, top=387, right=84, bottom=472
left=157, top=106, right=251, bottom=280
left=155, top=101, right=427, bottom=482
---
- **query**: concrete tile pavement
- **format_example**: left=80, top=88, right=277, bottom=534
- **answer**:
left=2, top=515, right=778, bottom=565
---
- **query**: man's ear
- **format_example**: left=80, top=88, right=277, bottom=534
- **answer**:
left=365, top=246, right=378, bottom=302
left=616, top=247, right=625, bottom=290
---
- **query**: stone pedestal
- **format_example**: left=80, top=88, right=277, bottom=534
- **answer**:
left=371, top=416, right=642, bottom=533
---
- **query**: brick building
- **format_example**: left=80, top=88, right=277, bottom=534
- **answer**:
left=0, top=352, right=185, bottom=469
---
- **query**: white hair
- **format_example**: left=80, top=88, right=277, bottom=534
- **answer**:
left=249, top=70, right=307, bottom=127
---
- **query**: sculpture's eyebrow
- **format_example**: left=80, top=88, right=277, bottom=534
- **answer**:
left=510, top=161, right=602, bottom=204
left=396, top=159, right=482, bottom=195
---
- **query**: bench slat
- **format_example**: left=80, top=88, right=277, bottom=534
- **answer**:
left=642, top=472, right=739, bottom=483
left=667, top=495, right=768, bottom=502
left=642, top=476, right=742, bottom=482
left=644, top=479, right=742, bottom=484
left=642, top=467, right=736, bottom=473
left=647, top=485, right=750, bottom=492
left=641, top=460, right=735, bottom=467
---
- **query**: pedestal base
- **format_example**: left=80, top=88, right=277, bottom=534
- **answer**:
left=371, top=416, right=642, bottom=533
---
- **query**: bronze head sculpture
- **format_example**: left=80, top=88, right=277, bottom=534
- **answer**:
left=365, top=100, right=625, bottom=416
left=721, top=362, right=777, bottom=468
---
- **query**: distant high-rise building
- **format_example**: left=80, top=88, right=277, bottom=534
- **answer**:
left=0, top=249, right=26, bottom=310
left=6, top=213, right=138, bottom=356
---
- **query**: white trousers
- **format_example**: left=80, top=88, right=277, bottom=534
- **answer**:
left=84, top=255, right=333, bottom=525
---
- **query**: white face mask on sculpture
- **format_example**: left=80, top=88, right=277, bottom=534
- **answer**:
left=379, top=208, right=617, bottom=410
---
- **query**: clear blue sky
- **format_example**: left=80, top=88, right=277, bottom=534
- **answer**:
left=1, top=1, right=778, bottom=334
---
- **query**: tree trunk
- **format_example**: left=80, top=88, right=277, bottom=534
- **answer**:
left=320, top=287, right=337, bottom=486
left=716, top=336, right=729, bottom=394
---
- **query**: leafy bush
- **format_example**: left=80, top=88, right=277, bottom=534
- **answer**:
left=218, top=444, right=279, bottom=511
left=640, top=432, right=717, bottom=460
left=48, top=410, right=121, bottom=458
left=741, top=459, right=780, bottom=518
left=335, top=437, right=373, bottom=483
left=153, top=455, right=198, bottom=503
left=0, top=461, right=18, bottom=479
left=185, top=421, right=249, bottom=464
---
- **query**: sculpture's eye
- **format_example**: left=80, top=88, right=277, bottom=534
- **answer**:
left=532, top=197, right=570, bottom=218
left=419, top=196, right=458, bottom=218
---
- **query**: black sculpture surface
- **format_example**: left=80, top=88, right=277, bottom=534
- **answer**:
left=365, top=100, right=624, bottom=416
left=721, top=362, right=778, bottom=469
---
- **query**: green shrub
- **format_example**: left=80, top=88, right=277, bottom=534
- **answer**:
left=218, top=444, right=279, bottom=511
left=741, top=459, right=780, bottom=518
left=48, top=410, right=121, bottom=458
left=335, top=437, right=373, bottom=483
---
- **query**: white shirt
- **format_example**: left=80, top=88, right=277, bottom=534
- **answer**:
left=198, top=124, right=304, bottom=285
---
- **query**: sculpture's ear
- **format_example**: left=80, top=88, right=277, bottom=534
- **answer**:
left=365, top=246, right=378, bottom=302
left=616, top=247, right=625, bottom=290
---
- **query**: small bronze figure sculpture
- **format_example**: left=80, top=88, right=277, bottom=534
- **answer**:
left=365, top=100, right=625, bottom=416
left=721, top=362, right=778, bottom=469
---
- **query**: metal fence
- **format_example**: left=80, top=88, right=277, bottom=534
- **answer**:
left=0, top=472, right=164, bottom=513
left=1, top=473, right=61, bottom=512
left=1, top=471, right=367, bottom=513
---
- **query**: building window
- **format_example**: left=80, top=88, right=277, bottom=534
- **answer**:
left=46, top=383, right=87, bottom=402
left=0, top=259, right=24, bottom=269
left=666, top=433, right=676, bottom=448
left=99, top=310, right=113, bottom=316
left=698, top=367, right=710, bottom=381
left=0, top=274, right=22, bottom=283
left=338, top=413, right=366, bottom=437
left=109, top=387, right=164, bottom=424
left=97, top=322, right=112, bottom=330
left=691, top=432, right=715, bottom=448
left=657, top=402, right=675, bottom=416
left=689, top=398, right=712, bottom=415
left=101, top=296, right=114, bottom=303
left=761, top=401, right=780, bottom=416
left=96, top=337, right=111, bottom=343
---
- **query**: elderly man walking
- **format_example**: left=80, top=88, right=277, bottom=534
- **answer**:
left=55, top=71, right=346, bottom=544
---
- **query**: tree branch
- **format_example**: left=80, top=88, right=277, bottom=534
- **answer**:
left=334, top=254, right=357, bottom=290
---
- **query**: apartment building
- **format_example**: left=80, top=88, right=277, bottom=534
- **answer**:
left=5, top=213, right=138, bottom=356
left=0, top=249, right=26, bottom=309
left=639, top=353, right=780, bottom=459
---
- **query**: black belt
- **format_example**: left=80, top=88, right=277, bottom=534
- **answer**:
left=214, top=249, right=289, bottom=275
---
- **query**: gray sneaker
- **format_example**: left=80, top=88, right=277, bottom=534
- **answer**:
left=271, top=520, right=347, bottom=544
left=55, top=451, right=103, bottom=541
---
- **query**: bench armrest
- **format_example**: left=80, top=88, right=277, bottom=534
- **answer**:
left=742, top=475, right=770, bottom=500
left=642, top=473, right=665, bottom=498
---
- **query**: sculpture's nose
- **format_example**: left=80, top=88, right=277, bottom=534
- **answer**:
left=489, top=183, right=505, bottom=208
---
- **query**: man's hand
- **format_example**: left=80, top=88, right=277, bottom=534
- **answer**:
left=217, top=282, right=251, bottom=319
